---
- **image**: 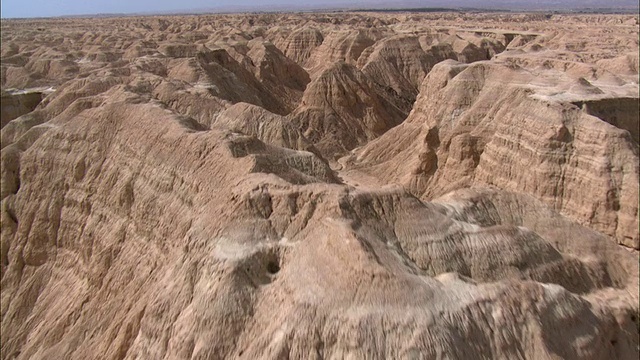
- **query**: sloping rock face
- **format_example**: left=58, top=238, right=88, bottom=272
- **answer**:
left=245, top=39, right=311, bottom=113
left=288, top=62, right=406, bottom=159
left=345, top=60, right=639, bottom=248
left=214, top=102, right=321, bottom=156
left=574, top=97, right=639, bottom=144
left=1, top=11, right=639, bottom=360
left=276, top=27, right=324, bottom=65
left=357, top=30, right=508, bottom=112
left=169, top=48, right=289, bottom=115
left=358, top=34, right=454, bottom=114
left=304, top=28, right=389, bottom=76
left=0, top=90, right=43, bottom=128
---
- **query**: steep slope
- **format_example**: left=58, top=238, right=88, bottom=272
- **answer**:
left=304, top=28, right=388, bottom=77
left=214, top=102, right=319, bottom=156
left=245, top=39, right=310, bottom=113
left=276, top=27, right=324, bottom=65
left=358, top=34, right=457, bottom=114
left=1, top=12, right=639, bottom=360
left=288, top=61, right=406, bottom=159
left=150, top=80, right=230, bottom=129
left=1, top=88, right=637, bottom=358
left=345, top=60, right=639, bottom=248
left=1, top=89, right=44, bottom=129
left=167, top=48, right=288, bottom=115
left=356, top=30, right=512, bottom=115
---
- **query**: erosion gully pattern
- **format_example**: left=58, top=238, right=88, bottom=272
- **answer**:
left=1, top=12, right=639, bottom=360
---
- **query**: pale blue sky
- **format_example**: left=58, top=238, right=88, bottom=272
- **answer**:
left=3, top=0, right=375, bottom=17
left=0, top=0, right=288, bottom=18
left=1, top=0, right=637, bottom=18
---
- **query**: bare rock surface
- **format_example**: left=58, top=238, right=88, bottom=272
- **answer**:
left=1, top=11, right=638, bottom=360
left=345, top=59, right=638, bottom=248
left=288, top=61, right=406, bottom=159
left=0, top=89, right=44, bottom=129
left=276, top=27, right=324, bottom=66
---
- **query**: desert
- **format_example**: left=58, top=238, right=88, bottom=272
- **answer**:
left=0, top=8, right=639, bottom=360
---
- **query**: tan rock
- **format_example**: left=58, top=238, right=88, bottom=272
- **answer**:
left=0, top=90, right=43, bottom=129
left=278, top=27, right=324, bottom=65
left=305, top=28, right=388, bottom=76
left=0, top=12, right=638, bottom=360
left=289, top=61, right=405, bottom=159
left=347, top=60, right=639, bottom=248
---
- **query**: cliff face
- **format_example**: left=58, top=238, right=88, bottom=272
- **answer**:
left=1, top=90, right=43, bottom=129
left=304, top=28, right=388, bottom=77
left=288, top=61, right=406, bottom=159
left=277, top=27, right=324, bottom=65
left=1, top=90, right=637, bottom=359
left=347, top=60, right=639, bottom=248
left=1, top=12, right=639, bottom=360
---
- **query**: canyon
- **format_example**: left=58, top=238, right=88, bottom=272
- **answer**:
left=1, top=11, right=638, bottom=360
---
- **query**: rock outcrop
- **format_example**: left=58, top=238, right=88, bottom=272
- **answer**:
left=214, top=102, right=318, bottom=155
left=359, top=34, right=455, bottom=114
left=277, top=27, right=324, bottom=65
left=245, top=39, right=310, bottom=113
left=1, top=90, right=44, bottom=128
left=289, top=62, right=405, bottom=159
left=304, top=28, right=388, bottom=76
left=345, top=60, right=639, bottom=248
left=167, top=48, right=288, bottom=115
left=1, top=11, right=638, bottom=360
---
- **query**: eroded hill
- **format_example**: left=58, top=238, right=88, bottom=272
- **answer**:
left=1, top=11, right=638, bottom=360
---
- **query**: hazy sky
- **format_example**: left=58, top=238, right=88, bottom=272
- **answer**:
left=1, top=0, right=637, bottom=18
left=3, top=0, right=364, bottom=17
left=2, top=0, right=242, bottom=18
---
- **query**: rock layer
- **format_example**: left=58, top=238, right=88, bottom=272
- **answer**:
left=0, top=90, right=43, bottom=128
left=346, top=60, right=639, bottom=248
left=289, top=61, right=405, bottom=159
left=1, top=11, right=638, bottom=360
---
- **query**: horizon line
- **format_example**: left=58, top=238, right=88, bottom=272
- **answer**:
left=1, top=4, right=638, bottom=20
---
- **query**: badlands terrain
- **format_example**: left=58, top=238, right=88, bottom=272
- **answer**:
left=1, top=11, right=639, bottom=359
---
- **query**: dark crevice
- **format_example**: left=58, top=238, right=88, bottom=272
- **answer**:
left=6, top=205, right=18, bottom=224
left=573, top=98, right=639, bottom=145
left=266, top=260, right=280, bottom=275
